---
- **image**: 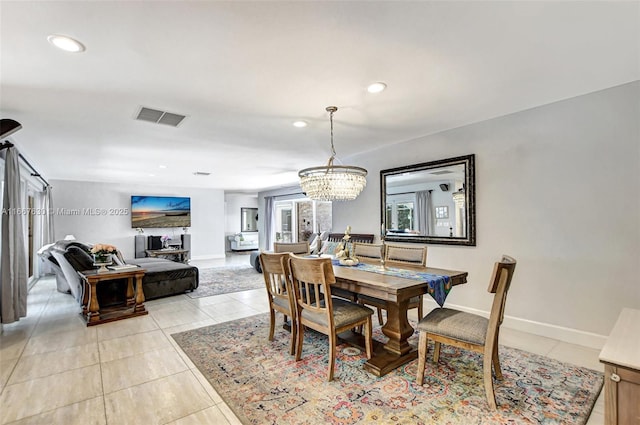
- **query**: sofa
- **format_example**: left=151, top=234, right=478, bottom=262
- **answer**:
left=45, top=240, right=199, bottom=304
left=229, top=232, right=259, bottom=251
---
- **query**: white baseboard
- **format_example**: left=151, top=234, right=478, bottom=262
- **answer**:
left=423, top=300, right=607, bottom=350
left=190, top=254, right=226, bottom=261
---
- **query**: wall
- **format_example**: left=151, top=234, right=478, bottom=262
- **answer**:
left=333, top=82, right=640, bottom=346
left=224, top=193, right=258, bottom=250
left=51, top=180, right=226, bottom=260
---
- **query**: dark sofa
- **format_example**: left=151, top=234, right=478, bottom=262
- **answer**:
left=46, top=240, right=199, bottom=304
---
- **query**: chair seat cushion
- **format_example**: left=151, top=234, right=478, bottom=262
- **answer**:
left=302, top=297, right=373, bottom=328
left=272, top=295, right=291, bottom=311
left=417, top=308, right=488, bottom=345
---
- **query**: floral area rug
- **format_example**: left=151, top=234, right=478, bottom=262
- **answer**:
left=171, top=313, right=603, bottom=425
left=186, top=264, right=264, bottom=298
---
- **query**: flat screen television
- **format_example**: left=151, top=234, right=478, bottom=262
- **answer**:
left=131, top=196, right=191, bottom=228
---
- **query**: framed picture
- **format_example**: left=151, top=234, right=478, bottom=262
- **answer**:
left=435, top=206, right=449, bottom=219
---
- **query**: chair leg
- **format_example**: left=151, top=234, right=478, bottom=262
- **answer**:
left=483, top=347, right=497, bottom=409
left=268, top=309, right=276, bottom=341
left=417, top=331, right=428, bottom=385
left=288, top=318, right=297, bottom=356
left=364, top=317, right=373, bottom=359
left=377, top=307, right=384, bottom=325
left=328, top=332, right=336, bottom=381
left=433, top=341, right=441, bottom=363
left=492, top=332, right=502, bottom=379
left=417, top=295, right=424, bottom=321
left=295, top=323, right=304, bottom=361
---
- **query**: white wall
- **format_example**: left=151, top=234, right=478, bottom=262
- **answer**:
left=50, top=180, right=226, bottom=260
left=224, top=193, right=258, bottom=250
left=333, top=82, right=640, bottom=345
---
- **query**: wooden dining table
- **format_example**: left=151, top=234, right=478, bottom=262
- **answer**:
left=331, top=260, right=468, bottom=377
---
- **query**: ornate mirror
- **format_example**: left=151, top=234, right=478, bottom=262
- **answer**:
left=381, top=154, right=475, bottom=246
left=241, top=207, right=258, bottom=232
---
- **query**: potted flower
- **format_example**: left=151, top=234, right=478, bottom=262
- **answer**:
left=90, top=243, right=117, bottom=271
left=160, top=235, right=172, bottom=249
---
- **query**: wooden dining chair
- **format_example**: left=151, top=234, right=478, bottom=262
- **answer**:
left=353, top=242, right=384, bottom=260
left=274, top=241, right=310, bottom=255
left=415, top=255, right=517, bottom=410
left=259, top=252, right=297, bottom=355
left=288, top=254, right=374, bottom=381
left=358, top=243, right=428, bottom=324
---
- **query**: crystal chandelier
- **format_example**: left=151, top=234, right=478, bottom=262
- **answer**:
left=298, top=106, right=367, bottom=201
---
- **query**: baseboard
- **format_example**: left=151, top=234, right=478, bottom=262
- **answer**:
left=190, top=254, right=226, bottom=261
left=423, top=299, right=607, bottom=350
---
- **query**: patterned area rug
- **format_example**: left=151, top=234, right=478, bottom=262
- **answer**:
left=172, top=313, right=603, bottom=424
left=186, top=265, right=263, bottom=298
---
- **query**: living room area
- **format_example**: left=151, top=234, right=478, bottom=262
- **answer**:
left=1, top=1, right=639, bottom=424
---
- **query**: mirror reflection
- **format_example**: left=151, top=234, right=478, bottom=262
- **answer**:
left=381, top=154, right=475, bottom=246
left=241, top=207, right=258, bottom=232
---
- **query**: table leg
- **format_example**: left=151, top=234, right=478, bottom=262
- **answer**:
left=126, top=276, right=135, bottom=306
left=363, top=298, right=418, bottom=377
left=133, top=274, right=146, bottom=313
left=86, top=280, right=101, bottom=324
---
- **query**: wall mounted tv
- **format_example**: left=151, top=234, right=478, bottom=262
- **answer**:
left=131, top=196, right=191, bottom=228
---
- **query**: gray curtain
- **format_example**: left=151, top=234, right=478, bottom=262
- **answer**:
left=43, top=185, right=55, bottom=245
left=1, top=148, right=28, bottom=324
left=415, top=190, right=434, bottom=236
left=264, top=196, right=274, bottom=250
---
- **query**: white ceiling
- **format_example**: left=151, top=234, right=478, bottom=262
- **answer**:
left=1, top=1, right=638, bottom=193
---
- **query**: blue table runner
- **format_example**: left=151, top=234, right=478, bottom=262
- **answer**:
left=332, top=260, right=452, bottom=307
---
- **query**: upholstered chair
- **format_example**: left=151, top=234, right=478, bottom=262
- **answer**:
left=415, top=255, right=517, bottom=410
left=358, top=243, right=428, bottom=324
left=288, top=254, right=374, bottom=381
left=259, top=252, right=297, bottom=355
left=274, top=241, right=310, bottom=255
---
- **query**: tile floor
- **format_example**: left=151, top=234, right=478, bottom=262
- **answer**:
left=0, top=253, right=605, bottom=424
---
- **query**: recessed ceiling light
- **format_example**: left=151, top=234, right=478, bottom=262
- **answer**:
left=367, top=82, right=387, bottom=94
left=47, top=34, right=86, bottom=53
left=159, top=165, right=167, bottom=169
left=148, top=173, right=156, bottom=177
left=293, top=121, right=308, bottom=128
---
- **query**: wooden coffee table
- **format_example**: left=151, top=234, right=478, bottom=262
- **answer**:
left=79, top=267, right=147, bottom=326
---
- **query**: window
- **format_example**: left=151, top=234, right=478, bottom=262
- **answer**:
left=386, top=194, right=415, bottom=231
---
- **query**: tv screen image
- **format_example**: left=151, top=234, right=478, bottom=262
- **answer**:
left=131, top=196, right=191, bottom=228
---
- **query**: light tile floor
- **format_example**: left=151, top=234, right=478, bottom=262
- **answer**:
left=0, top=253, right=604, bottom=424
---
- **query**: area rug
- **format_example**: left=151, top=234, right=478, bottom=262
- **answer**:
left=172, top=313, right=603, bottom=425
left=186, top=264, right=263, bottom=298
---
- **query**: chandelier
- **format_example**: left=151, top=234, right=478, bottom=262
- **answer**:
left=298, top=106, right=367, bottom=201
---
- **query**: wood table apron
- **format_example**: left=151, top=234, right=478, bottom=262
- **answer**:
left=332, top=263, right=468, bottom=377
left=79, top=268, right=147, bottom=326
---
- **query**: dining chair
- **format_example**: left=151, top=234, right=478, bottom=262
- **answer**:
left=353, top=242, right=384, bottom=260
left=259, top=252, right=297, bottom=355
left=288, top=254, right=374, bottom=381
left=274, top=241, right=310, bottom=255
left=415, top=255, right=517, bottom=410
left=358, top=243, right=428, bottom=325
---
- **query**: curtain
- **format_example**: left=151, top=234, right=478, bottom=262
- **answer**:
left=1, top=147, right=28, bottom=324
left=264, top=196, right=274, bottom=250
left=415, top=190, right=434, bottom=236
left=42, top=185, right=54, bottom=245
left=33, top=185, right=55, bottom=278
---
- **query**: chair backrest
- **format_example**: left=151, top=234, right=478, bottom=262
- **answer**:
left=259, top=252, right=295, bottom=311
left=384, top=243, right=427, bottom=266
left=274, top=241, right=310, bottom=255
left=288, top=254, right=335, bottom=327
left=327, top=233, right=375, bottom=243
left=353, top=242, right=383, bottom=259
left=486, top=255, right=517, bottom=328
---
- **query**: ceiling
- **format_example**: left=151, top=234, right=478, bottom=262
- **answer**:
left=1, top=1, right=638, bottom=193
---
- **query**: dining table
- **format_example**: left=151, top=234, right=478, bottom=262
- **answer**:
left=331, top=259, right=468, bottom=377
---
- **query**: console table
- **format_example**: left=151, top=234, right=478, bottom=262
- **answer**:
left=146, top=248, right=189, bottom=263
left=79, top=268, right=147, bottom=326
left=599, top=308, right=640, bottom=425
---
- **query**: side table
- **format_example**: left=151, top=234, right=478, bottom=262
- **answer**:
left=79, top=268, right=147, bottom=326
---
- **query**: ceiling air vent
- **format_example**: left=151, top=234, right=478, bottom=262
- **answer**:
left=136, top=107, right=186, bottom=127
